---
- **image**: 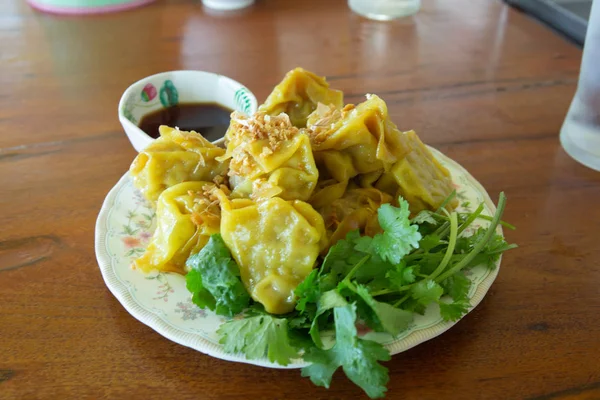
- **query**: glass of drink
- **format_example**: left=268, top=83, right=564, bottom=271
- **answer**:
left=560, top=0, right=600, bottom=171
left=348, top=0, right=421, bottom=20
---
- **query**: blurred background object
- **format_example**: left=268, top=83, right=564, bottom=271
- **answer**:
left=505, top=0, right=593, bottom=44
left=559, top=0, right=600, bottom=171
left=348, top=0, right=421, bottom=20
left=27, top=0, right=156, bottom=15
left=201, top=0, right=254, bottom=10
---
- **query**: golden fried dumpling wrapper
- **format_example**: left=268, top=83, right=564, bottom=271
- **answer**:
left=134, top=181, right=224, bottom=274
left=130, top=126, right=228, bottom=202
left=258, top=67, right=344, bottom=127
left=309, top=179, right=348, bottom=210
left=307, top=95, right=411, bottom=175
left=318, top=188, right=393, bottom=249
left=217, top=191, right=326, bottom=314
left=313, top=150, right=358, bottom=182
left=217, top=112, right=318, bottom=202
left=358, top=170, right=384, bottom=189
left=374, top=130, right=458, bottom=213
left=308, top=96, right=457, bottom=213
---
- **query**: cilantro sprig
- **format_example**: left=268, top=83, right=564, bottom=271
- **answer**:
left=354, top=199, right=422, bottom=264
left=217, top=314, right=299, bottom=366
left=185, top=234, right=250, bottom=317
left=301, top=304, right=392, bottom=399
left=184, top=193, right=516, bottom=399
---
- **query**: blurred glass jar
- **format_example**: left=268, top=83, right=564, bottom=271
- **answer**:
left=348, top=0, right=421, bottom=20
left=560, top=0, right=600, bottom=171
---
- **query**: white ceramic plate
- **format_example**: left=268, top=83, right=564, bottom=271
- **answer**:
left=95, top=147, right=502, bottom=369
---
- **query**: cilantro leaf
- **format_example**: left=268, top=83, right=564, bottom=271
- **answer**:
left=419, top=234, right=442, bottom=253
left=479, top=229, right=518, bottom=268
left=400, top=297, right=427, bottom=315
left=411, top=210, right=438, bottom=225
left=385, top=261, right=417, bottom=289
left=185, top=234, right=250, bottom=317
left=349, top=283, right=413, bottom=336
left=353, top=235, right=375, bottom=254
left=440, top=272, right=471, bottom=302
left=416, top=252, right=445, bottom=275
left=318, top=290, right=349, bottom=310
left=185, top=269, right=216, bottom=311
left=454, top=236, right=473, bottom=254
left=453, top=227, right=516, bottom=270
left=301, top=304, right=391, bottom=399
left=439, top=300, right=471, bottom=322
left=435, top=193, right=513, bottom=282
left=356, top=199, right=422, bottom=264
left=410, top=279, right=444, bottom=306
left=321, top=230, right=362, bottom=274
left=301, top=348, right=339, bottom=390
left=287, top=313, right=311, bottom=330
left=319, top=231, right=366, bottom=291
left=242, top=303, right=267, bottom=316
left=309, top=290, right=348, bottom=348
left=217, top=314, right=299, bottom=366
left=353, top=255, right=394, bottom=283
left=288, top=326, right=316, bottom=350
left=319, top=231, right=395, bottom=290
left=295, top=269, right=321, bottom=318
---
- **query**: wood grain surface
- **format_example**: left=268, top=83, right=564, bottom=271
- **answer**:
left=1, top=0, right=599, bottom=399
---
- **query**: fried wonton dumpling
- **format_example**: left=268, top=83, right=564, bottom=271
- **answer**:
left=318, top=188, right=393, bottom=248
left=307, top=95, right=410, bottom=175
left=258, top=67, right=344, bottom=128
left=217, top=112, right=319, bottom=201
left=130, top=126, right=228, bottom=202
left=134, top=181, right=224, bottom=274
left=373, top=131, right=458, bottom=213
left=307, top=96, right=457, bottom=213
left=218, top=193, right=326, bottom=314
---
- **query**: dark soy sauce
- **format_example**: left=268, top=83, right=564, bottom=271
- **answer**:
left=139, top=102, right=233, bottom=142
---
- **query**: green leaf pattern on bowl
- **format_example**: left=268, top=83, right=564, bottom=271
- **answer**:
left=122, top=93, right=138, bottom=124
left=160, top=80, right=179, bottom=108
left=235, top=87, right=253, bottom=115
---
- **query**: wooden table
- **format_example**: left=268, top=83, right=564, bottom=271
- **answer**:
left=2, top=0, right=599, bottom=398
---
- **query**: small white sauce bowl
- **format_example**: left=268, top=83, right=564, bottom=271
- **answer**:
left=118, top=70, right=258, bottom=152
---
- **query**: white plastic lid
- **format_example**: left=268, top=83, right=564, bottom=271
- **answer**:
left=201, top=0, right=254, bottom=10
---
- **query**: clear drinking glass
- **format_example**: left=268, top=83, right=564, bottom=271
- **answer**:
left=560, top=0, right=600, bottom=171
left=348, top=0, right=421, bottom=20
